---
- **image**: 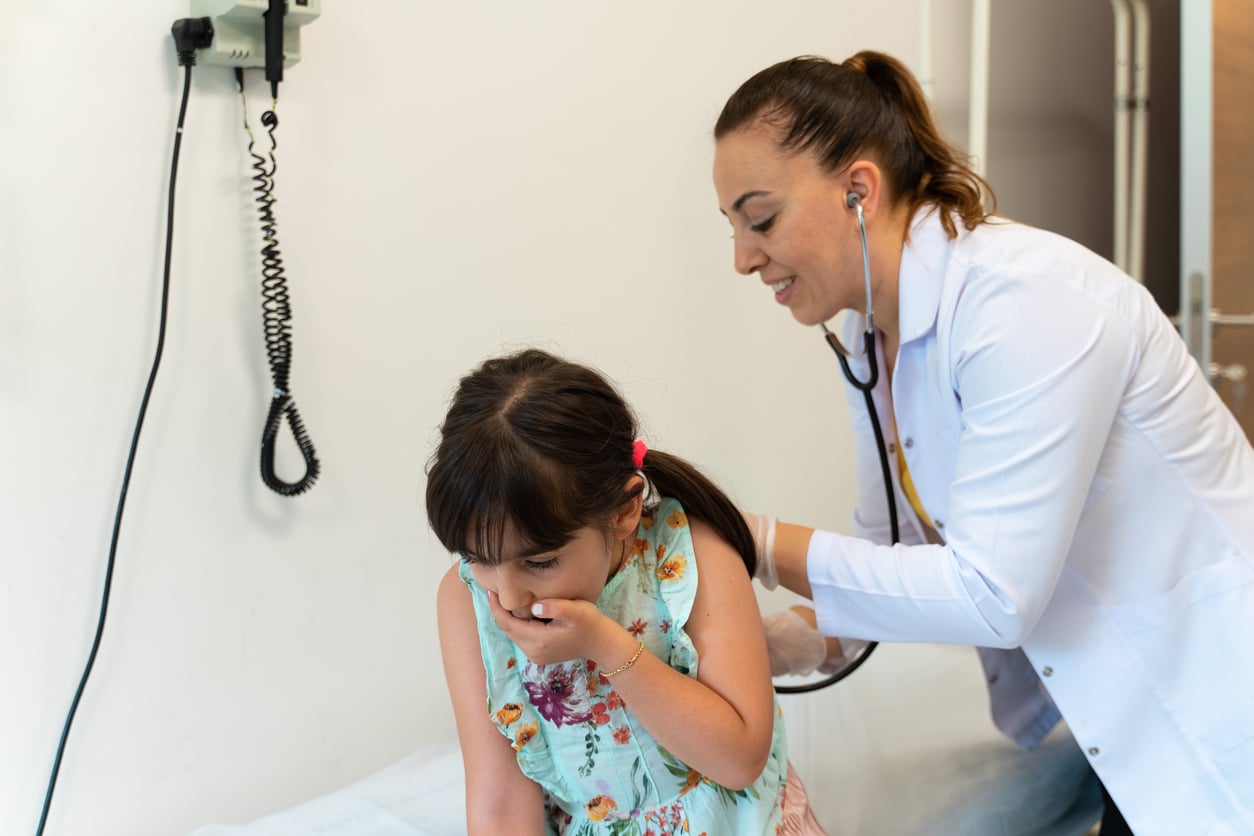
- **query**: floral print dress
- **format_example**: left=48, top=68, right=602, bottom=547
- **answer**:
left=460, top=497, right=790, bottom=836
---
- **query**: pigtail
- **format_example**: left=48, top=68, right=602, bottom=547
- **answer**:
left=639, top=449, right=757, bottom=578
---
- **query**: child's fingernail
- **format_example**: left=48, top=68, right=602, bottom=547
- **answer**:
left=531, top=602, right=545, bottom=617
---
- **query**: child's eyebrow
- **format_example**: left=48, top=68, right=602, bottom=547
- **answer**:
left=512, top=546, right=557, bottom=562
left=461, top=543, right=554, bottom=565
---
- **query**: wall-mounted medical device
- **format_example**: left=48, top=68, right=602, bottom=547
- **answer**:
left=189, top=0, right=321, bottom=70
left=176, top=0, right=324, bottom=496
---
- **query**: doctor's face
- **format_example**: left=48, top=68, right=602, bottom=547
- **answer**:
left=713, top=125, right=865, bottom=327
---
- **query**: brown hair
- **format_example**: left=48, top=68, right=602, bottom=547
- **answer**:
left=714, top=51, right=995, bottom=238
left=426, top=348, right=755, bottom=576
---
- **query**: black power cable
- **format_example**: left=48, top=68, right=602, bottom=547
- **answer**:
left=35, top=21, right=210, bottom=834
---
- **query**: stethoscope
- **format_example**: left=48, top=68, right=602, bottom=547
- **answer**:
left=775, top=192, right=900, bottom=694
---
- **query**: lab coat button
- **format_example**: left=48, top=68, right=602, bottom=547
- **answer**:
left=1088, top=747, right=1100, bottom=756
left=903, top=438, right=914, bottom=448
left=934, top=519, right=944, bottom=529
left=1042, top=666, right=1054, bottom=676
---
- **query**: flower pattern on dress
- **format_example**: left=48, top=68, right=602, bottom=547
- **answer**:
left=628, top=617, right=648, bottom=637
left=629, top=537, right=649, bottom=560
left=524, top=661, right=593, bottom=727
left=513, top=721, right=538, bottom=750
left=495, top=702, right=523, bottom=726
left=656, top=554, right=687, bottom=583
left=586, top=795, right=617, bottom=821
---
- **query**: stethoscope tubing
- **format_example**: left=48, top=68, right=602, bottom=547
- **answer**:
left=775, top=196, right=900, bottom=694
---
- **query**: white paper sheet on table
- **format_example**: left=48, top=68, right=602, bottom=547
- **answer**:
left=186, top=743, right=466, bottom=836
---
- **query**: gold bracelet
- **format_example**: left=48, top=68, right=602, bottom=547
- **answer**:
left=603, top=642, right=645, bottom=679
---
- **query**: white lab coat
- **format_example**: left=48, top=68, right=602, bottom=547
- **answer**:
left=807, top=208, right=1254, bottom=835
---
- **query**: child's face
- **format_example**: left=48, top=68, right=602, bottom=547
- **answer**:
left=467, top=524, right=624, bottom=620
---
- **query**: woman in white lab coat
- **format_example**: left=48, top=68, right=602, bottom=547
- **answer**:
left=712, top=51, right=1254, bottom=836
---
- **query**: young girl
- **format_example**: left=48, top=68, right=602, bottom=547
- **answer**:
left=426, top=348, right=825, bottom=835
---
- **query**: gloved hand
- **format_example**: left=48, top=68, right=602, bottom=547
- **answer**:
left=743, top=511, right=778, bottom=590
left=762, top=606, right=827, bottom=677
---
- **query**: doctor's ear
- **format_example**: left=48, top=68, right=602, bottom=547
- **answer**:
left=844, top=161, right=883, bottom=216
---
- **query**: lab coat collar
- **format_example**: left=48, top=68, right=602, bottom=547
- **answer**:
left=896, top=207, right=952, bottom=347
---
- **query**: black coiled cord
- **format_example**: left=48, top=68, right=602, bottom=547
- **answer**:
left=239, top=72, right=319, bottom=496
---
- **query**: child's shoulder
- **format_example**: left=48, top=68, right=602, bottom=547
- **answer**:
left=639, top=497, right=732, bottom=564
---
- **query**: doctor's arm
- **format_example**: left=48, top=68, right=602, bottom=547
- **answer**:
left=746, top=513, right=817, bottom=599
left=809, top=276, right=1137, bottom=647
left=745, top=515, right=861, bottom=674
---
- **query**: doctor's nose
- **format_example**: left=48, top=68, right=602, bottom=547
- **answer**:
left=733, top=237, right=767, bottom=276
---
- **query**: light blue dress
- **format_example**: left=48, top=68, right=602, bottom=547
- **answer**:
left=460, top=498, right=790, bottom=835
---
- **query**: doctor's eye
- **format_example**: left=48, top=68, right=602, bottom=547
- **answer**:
left=749, top=215, right=776, bottom=234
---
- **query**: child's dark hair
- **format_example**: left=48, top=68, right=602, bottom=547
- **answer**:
left=425, top=348, right=755, bottom=576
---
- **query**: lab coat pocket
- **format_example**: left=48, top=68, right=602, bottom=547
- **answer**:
left=1107, top=555, right=1254, bottom=810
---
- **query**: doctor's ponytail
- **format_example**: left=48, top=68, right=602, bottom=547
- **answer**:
left=715, top=50, right=995, bottom=239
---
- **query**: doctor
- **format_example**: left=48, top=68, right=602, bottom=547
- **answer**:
left=712, top=51, right=1254, bottom=836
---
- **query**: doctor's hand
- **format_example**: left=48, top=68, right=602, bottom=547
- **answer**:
left=763, top=605, right=856, bottom=677
left=763, top=606, right=826, bottom=676
left=487, top=590, right=625, bottom=668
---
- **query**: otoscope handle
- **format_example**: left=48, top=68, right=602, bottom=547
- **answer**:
left=265, top=0, right=284, bottom=99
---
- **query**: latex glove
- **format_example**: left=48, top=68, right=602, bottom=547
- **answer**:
left=820, top=637, right=870, bottom=675
left=743, top=511, right=778, bottom=590
left=762, top=607, right=827, bottom=677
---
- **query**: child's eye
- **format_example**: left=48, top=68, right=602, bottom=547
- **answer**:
left=525, top=557, right=559, bottom=571
left=749, top=215, right=776, bottom=234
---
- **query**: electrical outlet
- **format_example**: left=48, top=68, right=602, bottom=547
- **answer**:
left=188, top=0, right=321, bottom=69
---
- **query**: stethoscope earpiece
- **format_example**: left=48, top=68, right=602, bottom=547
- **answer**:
left=849, top=193, right=873, bottom=333
left=818, top=190, right=875, bottom=356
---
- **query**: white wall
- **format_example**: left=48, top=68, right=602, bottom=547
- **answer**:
left=3, top=3, right=933, bottom=834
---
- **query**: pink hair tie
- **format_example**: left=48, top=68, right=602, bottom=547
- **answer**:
left=631, top=440, right=648, bottom=469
